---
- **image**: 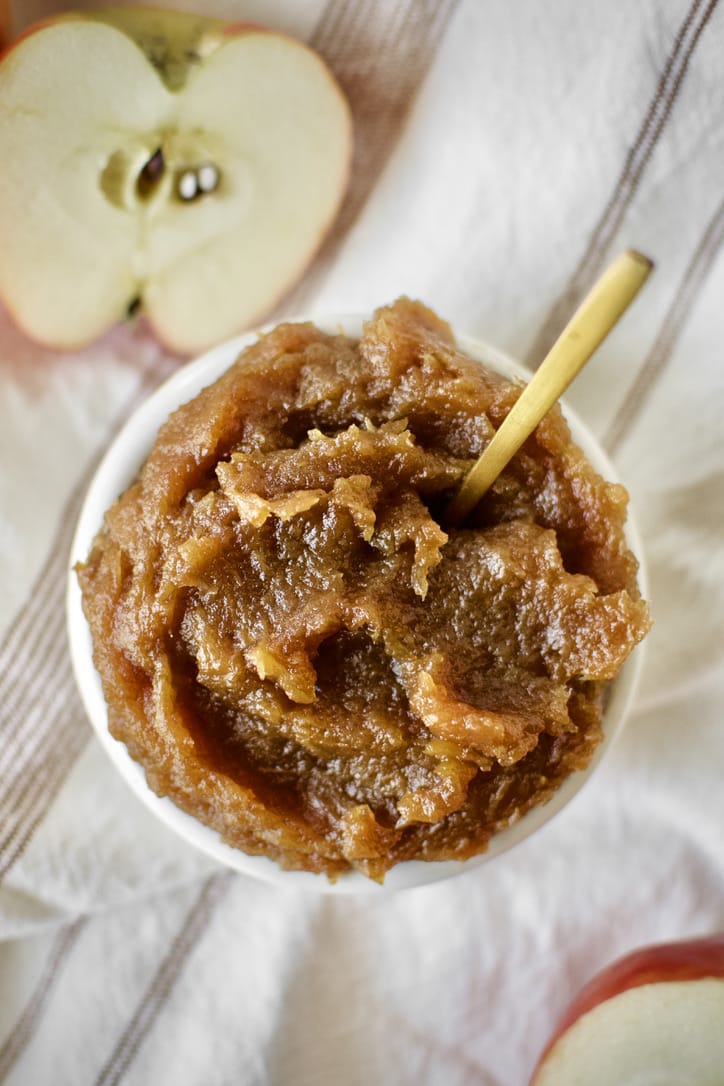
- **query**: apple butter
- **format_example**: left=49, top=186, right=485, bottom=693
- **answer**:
left=77, top=299, right=650, bottom=880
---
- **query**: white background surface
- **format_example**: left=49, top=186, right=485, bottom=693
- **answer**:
left=1, top=1, right=723, bottom=1083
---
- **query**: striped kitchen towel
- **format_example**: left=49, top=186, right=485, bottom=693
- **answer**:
left=1, top=1, right=723, bottom=1083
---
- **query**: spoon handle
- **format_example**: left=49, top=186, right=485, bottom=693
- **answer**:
left=446, top=249, right=653, bottom=526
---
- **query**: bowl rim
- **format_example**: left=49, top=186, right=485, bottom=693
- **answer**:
left=66, top=315, right=647, bottom=894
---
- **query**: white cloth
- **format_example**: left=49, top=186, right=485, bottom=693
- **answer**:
left=2, top=1, right=724, bottom=1083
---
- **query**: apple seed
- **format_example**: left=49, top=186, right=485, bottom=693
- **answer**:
left=197, top=164, right=220, bottom=194
left=177, top=169, right=199, bottom=201
left=136, top=148, right=165, bottom=201
left=176, top=164, right=221, bottom=202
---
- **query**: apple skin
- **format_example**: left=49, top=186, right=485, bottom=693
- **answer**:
left=0, top=0, right=10, bottom=50
left=531, top=933, right=724, bottom=1083
left=0, top=8, right=352, bottom=354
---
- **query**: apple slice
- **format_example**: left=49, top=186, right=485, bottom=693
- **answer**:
left=0, top=8, right=351, bottom=353
left=531, top=934, right=724, bottom=1085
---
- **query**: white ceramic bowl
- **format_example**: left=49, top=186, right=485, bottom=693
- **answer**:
left=67, top=316, right=647, bottom=894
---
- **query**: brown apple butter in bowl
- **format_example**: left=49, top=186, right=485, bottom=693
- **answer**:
left=73, top=299, right=650, bottom=885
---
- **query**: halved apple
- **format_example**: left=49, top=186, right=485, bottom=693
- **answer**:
left=530, top=934, right=724, bottom=1085
left=0, top=7, right=351, bottom=353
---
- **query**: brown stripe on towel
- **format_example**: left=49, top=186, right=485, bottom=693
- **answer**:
left=0, top=344, right=172, bottom=698
left=0, top=359, right=170, bottom=882
left=605, top=196, right=724, bottom=455
left=93, top=874, right=233, bottom=1086
left=524, top=0, right=721, bottom=368
left=0, top=695, right=90, bottom=881
left=0, top=479, right=87, bottom=765
left=0, top=919, right=86, bottom=1082
left=274, top=0, right=460, bottom=315
left=0, top=662, right=78, bottom=827
left=0, top=356, right=165, bottom=756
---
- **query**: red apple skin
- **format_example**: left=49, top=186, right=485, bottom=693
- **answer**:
left=531, top=933, right=724, bottom=1081
left=223, top=21, right=269, bottom=37
left=0, top=14, right=58, bottom=59
left=0, top=0, right=11, bottom=51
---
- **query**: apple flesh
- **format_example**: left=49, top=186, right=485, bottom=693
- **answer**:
left=0, top=8, right=351, bottom=353
left=531, top=934, right=724, bottom=1085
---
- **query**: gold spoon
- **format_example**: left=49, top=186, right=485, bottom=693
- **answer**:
left=446, top=249, right=653, bottom=526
